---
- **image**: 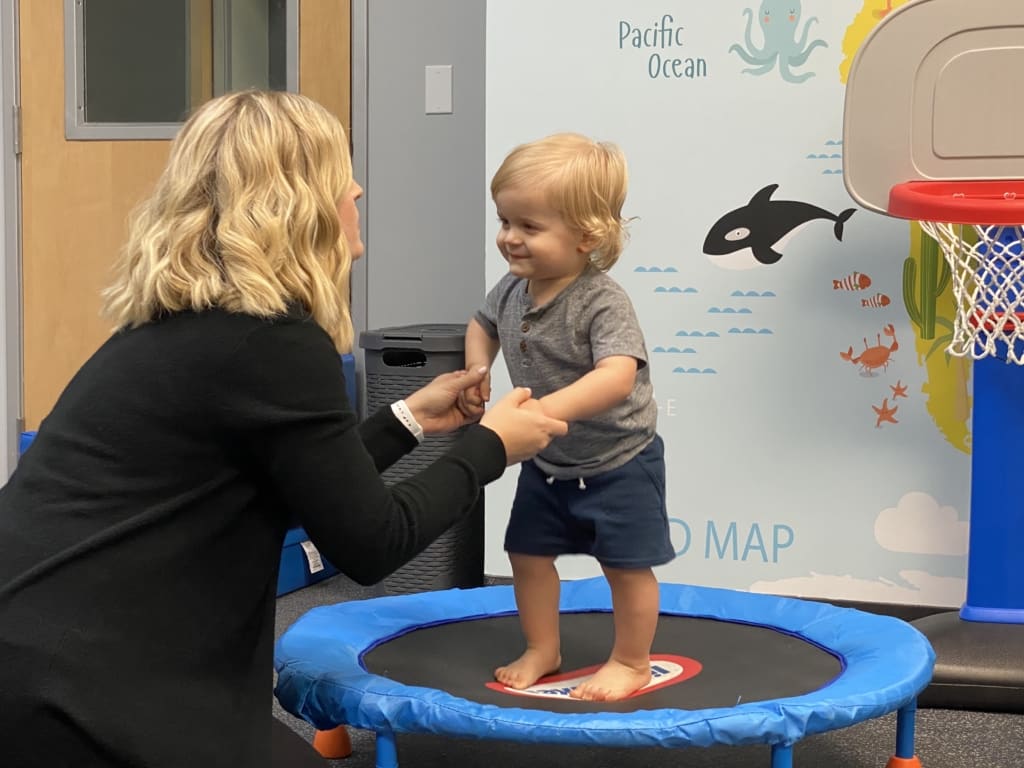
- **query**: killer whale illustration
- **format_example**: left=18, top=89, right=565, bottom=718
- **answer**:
left=703, top=183, right=856, bottom=270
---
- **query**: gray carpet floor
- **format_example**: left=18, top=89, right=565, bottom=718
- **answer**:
left=273, top=574, right=1024, bottom=768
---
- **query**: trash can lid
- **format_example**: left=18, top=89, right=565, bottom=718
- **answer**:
left=359, top=323, right=467, bottom=352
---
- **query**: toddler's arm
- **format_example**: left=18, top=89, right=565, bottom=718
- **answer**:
left=538, top=355, right=637, bottom=423
left=459, top=318, right=501, bottom=417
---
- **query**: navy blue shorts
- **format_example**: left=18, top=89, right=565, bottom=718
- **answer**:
left=504, top=434, right=675, bottom=569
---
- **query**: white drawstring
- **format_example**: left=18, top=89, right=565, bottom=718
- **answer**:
left=545, top=476, right=587, bottom=490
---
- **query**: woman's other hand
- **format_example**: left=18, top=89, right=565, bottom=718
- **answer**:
left=404, top=366, right=492, bottom=435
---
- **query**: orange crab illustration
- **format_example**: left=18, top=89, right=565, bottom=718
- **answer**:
left=841, top=323, right=898, bottom=376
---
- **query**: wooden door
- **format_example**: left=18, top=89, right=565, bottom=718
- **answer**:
left=300, top=0, right=351, bottom=139
left=18, top=1, right=172, bottom=429
left=18, top=0, right=350, bottom=429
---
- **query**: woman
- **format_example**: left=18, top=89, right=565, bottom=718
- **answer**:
left=0, top=90, right=567, bottom=767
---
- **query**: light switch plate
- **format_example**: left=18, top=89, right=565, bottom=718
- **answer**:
left=425, top=65, right=453, bottom=114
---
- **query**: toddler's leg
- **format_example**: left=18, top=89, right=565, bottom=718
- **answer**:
left=571, top=566, right=659, bottom=701
left=494, top=553, right=561, bottom=689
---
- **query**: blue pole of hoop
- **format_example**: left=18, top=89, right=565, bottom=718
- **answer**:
left=963, top=355, right=1024, bottom=623
left=961, top=225, right=1024, bottom=623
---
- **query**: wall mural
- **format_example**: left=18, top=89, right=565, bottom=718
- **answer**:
left=840, top=0, right=972, bottom=455
left=703, top=183, right=856, bottom=267
left=485, top=0, right=971, bottom=607
left=729, top=0, right=828, bottom=83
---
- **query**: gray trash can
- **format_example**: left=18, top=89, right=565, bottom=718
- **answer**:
left=359, top=323, right=484, bottom=594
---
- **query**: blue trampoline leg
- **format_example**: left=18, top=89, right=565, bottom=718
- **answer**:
left=884, top=700, right=924, bottom=767
left=894, top=700, right=917, bottom=759
left=770, top=743, right=793, bottom=768
left=375, top=728, right=398, bottom=768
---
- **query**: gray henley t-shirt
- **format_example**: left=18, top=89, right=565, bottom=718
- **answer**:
left=475, top=266, right=657, bottom=479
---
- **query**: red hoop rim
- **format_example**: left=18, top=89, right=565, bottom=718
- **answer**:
left=888, top=180, right=1024, bottom=226
left=969, top=308, right=1024, bottom=333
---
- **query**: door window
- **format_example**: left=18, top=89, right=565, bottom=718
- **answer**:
left=66, top=0, right=296, bottom=139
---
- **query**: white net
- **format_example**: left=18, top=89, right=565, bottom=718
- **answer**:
left=922, top=221, right=1024, bottom=363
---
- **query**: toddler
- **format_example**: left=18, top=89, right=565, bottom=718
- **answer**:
left=461, top=133, right=674, bottom=701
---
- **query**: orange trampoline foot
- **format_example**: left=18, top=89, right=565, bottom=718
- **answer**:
left=313, top=726, right=353, bottom=759
left=886, top=756, right=923, bottom=768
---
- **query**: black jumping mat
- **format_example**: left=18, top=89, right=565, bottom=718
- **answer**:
left=364, top=611, right=841, bottom=714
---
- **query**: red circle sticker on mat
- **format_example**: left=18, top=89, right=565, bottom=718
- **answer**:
left=485, top=654, right=702, bottom=700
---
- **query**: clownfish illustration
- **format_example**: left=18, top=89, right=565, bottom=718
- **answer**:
left=833, top=271, right=872, bottom=291
left=861, top=293, right=891, bottom=308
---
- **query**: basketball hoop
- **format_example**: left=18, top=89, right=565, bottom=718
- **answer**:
left=841, top=0, right=1024, bottom=713
left=889, top=180, right=1024, bottom=363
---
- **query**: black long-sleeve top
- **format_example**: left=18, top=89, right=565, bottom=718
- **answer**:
left=0, top=306, right=505, bottom=767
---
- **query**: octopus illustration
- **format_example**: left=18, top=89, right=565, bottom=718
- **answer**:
left=729, top=1, right=828, bottom=84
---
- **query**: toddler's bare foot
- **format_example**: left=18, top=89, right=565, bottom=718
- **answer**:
left=570, top=659, right=651, bottom=701
left=494, top=648, right=561, bottom=690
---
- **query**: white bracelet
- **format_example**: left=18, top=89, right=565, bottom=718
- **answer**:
left=391, top=400, right=425, bottom=443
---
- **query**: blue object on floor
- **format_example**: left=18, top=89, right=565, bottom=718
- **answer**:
left=18, top=431, right=36, bottom=456
left=276, top=525, right=340, bottom=596
left=340, top=353, right=357, bottom=409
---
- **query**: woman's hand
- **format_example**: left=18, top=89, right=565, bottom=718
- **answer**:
left=404, top=366, right=493, bottom=435
left=480, top=388, right=568, bottom=465
left=404, top=369, right=567, bottom=462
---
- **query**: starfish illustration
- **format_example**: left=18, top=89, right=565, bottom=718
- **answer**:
left=890, top=380, right=908, bottom=399
left=873, top=398, right=899, bottom=428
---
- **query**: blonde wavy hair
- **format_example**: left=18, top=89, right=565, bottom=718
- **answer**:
left=490, top=132, right=630, bottom=271
left=102, top=90, right=355, bottom=351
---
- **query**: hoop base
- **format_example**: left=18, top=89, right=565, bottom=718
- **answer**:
left=960, top=604, right=1024, bottom=623
left=913, top=612, right=1024, bottom=713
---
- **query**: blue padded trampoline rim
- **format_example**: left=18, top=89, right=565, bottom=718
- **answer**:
left=274, top=577, right=935, bottom=749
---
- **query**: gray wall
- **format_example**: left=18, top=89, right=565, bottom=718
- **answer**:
left=0, top=0, right=19, bottom=476
left=350, top=0, right=486, bottom=347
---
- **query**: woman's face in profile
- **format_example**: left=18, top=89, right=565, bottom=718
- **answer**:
left=338, top=180, right=365, bottom=260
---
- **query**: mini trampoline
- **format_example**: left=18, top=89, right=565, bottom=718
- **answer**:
left=274, top=578, right=935, bottom=768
